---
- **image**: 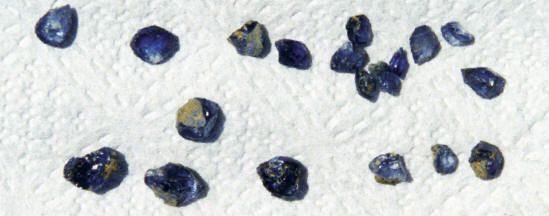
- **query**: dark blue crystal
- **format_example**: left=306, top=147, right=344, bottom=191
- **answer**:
left=275, top=39, right=312, bottom=70
left=145, top=163, right=208, bottom=206
left=176, top=98, right=224, bottom=142
left=431, top=144, right=459, bottom=175
left=368, top=62, right=402, bottom=96
left=355, top=69, right=380, bottom=102
left=228, top=20, right=270, bottom=58
left=63, top=147, right=128, bottom=194
left=409, top=25, right=441, bottom=65
left=345, top=15, right=373, bottom=47
left=130, top=25, right=180, bottom=65
left=330, top=42, right=368, bottom=73
left=369, top=153, right=412, bottom=185
left=441, top=22, right=475, bottom=46
left=469, top=141, right=504, bottom=180
left=461, top=67, right=506, bottom=99
left=257, top=156, right=308, bottom=201
left=35, top=5, right=78, bottom=48
left=389, top=47, right=409, bottom=79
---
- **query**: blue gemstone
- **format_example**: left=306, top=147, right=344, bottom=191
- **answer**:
left=275, top=39, right=312, bottom=70
left=355, top=70, right=380, bottom=102
left=409, top=25, right=441, bottom=65
left=461, top=67, right=506, bottom=99
left=330, top=42, right=369, bottom=73
left=35, top=5, right=78, bottom=48
left=441, top=22, right=475, bottom=46
left=145, top=163, right=208, bottom=206
left=345, top=15, right=373, bottom=47
left=257, top=156, right=308, bottom=201
left=469, top=141, right=504, bottom=180
left=228, top=20, right=271, bottom=58
left=389, top=47, right=409, bottom=79
left=63, top=147, right=128, bottom=194
left=130, top=26, right=180, bottom=65
left=369, top=153, right=412, bottom=185
left=176, top=98, right=224, bottom=142
left=431, top=144, right=459, bottom=175
left=368, top=62, right=402, bottom=96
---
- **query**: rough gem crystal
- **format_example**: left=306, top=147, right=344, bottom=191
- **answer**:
left=176, top=98, right=223, bottom=142
left=431, top=144, right=459, bottom=175
left=389, top=47, right=409, bottom=79
left=345, top=15, right=373, bottom=47
left=257, top=156, right=308, bottom=201
left=368, top=62, right=402, bottom=96
left=441, top=22, right=475, bottom=46
left=469, top=141, right=504, bottom=180
left=145, top=163, right=208, bottom=206
left=409, top=25, right=441, bottom=65
left=130, top=25, right=180, bottom=65
left=461, top=67, right=506, bottom=99
left=35, top=5, right=78, bottom=48
left=275, top=39, right=312, bottom=70
left=228, top=20, right=271, bottom=58
left=355, top=69, right=380, bottom=102
left=369, top=153, right=412, bottom=185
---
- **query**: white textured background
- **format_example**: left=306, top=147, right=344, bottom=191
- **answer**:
left=1, top=0, right=549, bottom=215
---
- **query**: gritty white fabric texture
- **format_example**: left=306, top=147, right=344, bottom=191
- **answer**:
left=1, top=0, right=548, bottom=215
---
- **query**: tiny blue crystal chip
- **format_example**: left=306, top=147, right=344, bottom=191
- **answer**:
left=130, top=25, right=180, bottom=65
left=345, top=15, right=373, bottom=47
left=369, top=153, right=412, bottom=185
left=355, top=70, right=380, bottom=102
left=176, top=98, right=223, bottom=142
left=228, top=20, right=271, bottom=58
left=431, top=144, right=459, bottom=175
left=63, top=147, right=128, bottom=194
left=368, top=62, right=402, bottom=96
left=275, top=39, right=312, bottom=70
left=389, top=47, right=409, bottom=79
left=330, top=42, right=369, bottom=73
left=145, top=163, right=208, bottom=206
left=409, top=25, right=441, bottom=65
left=35, top=5, right=78, bottom=48
left=461, top=67, right=506, bottom=99
left=441, top=22, right=475, bottom=46
left=257, top=156, right=308, bottom=201
left=469, top=141, right=504, bottom=180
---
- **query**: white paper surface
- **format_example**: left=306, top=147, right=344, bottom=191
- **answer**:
left=1, top=0, right=549, bottom=215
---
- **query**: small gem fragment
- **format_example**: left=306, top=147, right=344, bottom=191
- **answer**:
left=345, top=15, right=373, bottom=47
left=441, top=22, right=475, bottom=46
left=228, top=20, right=271, bottom=58
left=409, top=25, right=441, bottom=65
left=355, top=69, right=380, bottom=102
left=330, top=42, right=368, bottom=73
left=257, top=156, right=308, bottom=201
left=176, top=98, right=223, bottom=142
left=461, top=67, right=506, bottom=99
left=389, top=47, right=409, bottom=79
left=145, top=163, right=208, bottom=206
left=35, top=5, right=78, bottom=48
left=369, top=153, right=412, bottom=185
left=368, top=62, right=402, bottom=96
left=431, top=144, right=459, bottom=175
left=469, top=141, right=504, bottom=180
left=130, top=25, right=180, bottom=65
left=275, top=39, right=312, bottom=70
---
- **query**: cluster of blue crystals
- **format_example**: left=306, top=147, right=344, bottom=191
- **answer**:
left=369, top=153, right=412, bottom=185
left=176, top=98, right=224, bottom=142
left=275, top=39, right=312, bottom=70
left=368, top=62, right=402, bottom=96
left=35, top=5, right=78, bottom=48
left=431, top=144, right=459, bottom=175
left=441, top=22, right=475, bottom=47
left=257, top=156, right=308, bottom=201
left=345, top=15, right=373, bottom=47
left=409, top=25, right=440, bottom=65
left=228, top=20, right=271, bottom=58
left=130, top=25, right=180, bottom=65
left=145, top=163, right=208, bottom=206
left=330, top=42, right=369, bottom=73
left=355, top=69, right=380, bottom=102
left=461, top=67, right=506, bottom=99
left=469, top=141, right=504, bottom=180
left=63, top=147, right=128, bottom=194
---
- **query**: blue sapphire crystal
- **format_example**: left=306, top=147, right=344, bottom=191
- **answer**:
left=461, top=67, right=505, bottom=99
left=409, top=25, right=441, bottom=65
left=257, top=156, right=308, bottom=201
left=368, top=62, right=402, bottom=96
left=431, top=144, right=459, bottom=175
left=355, top=69, right=380, bottom=102
left=228, top=20, right=270, bottom=58
left=389, top=48, right=409, bottom=79
left=369, top=153, right=412, bottom=185
left=35, top=5, right=78, bottom=48
left=275, top=39, right=312, bottom=70
left=176, top=98, right=223, bottom=142
left=330, top=42, right=368, bottom=73
left=345, top=15, right=373, bottom=47
left=441, top=22, right=475, bottom=46
left=469, top=141, right=504, bottom=180
left=145, top=163, right=208, bottom=206
left=63, top=147, right=128, bottom=194
left=130, top=25, right=180, bottom=65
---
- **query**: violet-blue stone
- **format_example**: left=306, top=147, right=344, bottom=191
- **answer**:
left=227, top=20, right=271, bottom=58
left=130, top=25, right=180, bottom=65
left=469, top=141, right=504, bottom=180
left=145, top=163, right=208, bottom=206
left=345, top=15, right=373, bottom=47
left=409, top=25, right=441, bottom=65
left=35, top=5, right=78, bottom=48
left=441, top=22, right=475, bottom=46
left=431, top=144, right=459, bottom=175
left=330, top=42, right=368, bottom=73
left=369, top=153, right=412, bottom=185
left=275, top=39, right=312, bottom=70
left=257, top=156, right=308, bottom=201
left=389, top=47, right=409, bottom=79
left=461, top=67, right=506, bottom=99
left=368, top=62, right=402, bottom=96
left=355, top=69, right=380, bottom=102
left=176, top=98, right=224, bottom=142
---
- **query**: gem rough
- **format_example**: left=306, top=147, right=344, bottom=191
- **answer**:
left=63, top=147, right=128, bottom=194
left=275, top=39, right=312, bottom=70
left=257, top=156, right=308, bottom=201
left=409, top=25, right=441, bottom=65
left=431, top=144, right=459, bottom=175
left=130, top=25, right=180, bottom=65
left=461, top=67, right=506, bottom=99
left=35, top=5, right=78, bottom=48
left=176, top=98, right=223, bottom=142
left=145, top=163, right=208, bottom=206
left=441, top=22, right=475, bottom=46
left=355, top=69, right=380, bottom=102
left=469, top=141, right=504, bottom=180
left=330, top=42, right=368, bottom=73
left=368, top=62, right=402, bottom=96
left=369, top=153, right=412, bottom=185
left=228, top=20, right=271, bottom=58
left=389, top=47, right=409, bottom=79
left=345, top=15, right=373, bottom=47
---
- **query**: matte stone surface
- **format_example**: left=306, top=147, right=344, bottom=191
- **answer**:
left=345, top=15, right=373, bottom=47
left=431, top=144, right=459, bottom=174
left=441, top=22, right=475, bottom=46
left=130, top=25, right=180, bottom=65
left=461, top=67, right=506, bottom=99
left=227, top=20, right=271, bottom=57
left=275, top=39, right=312, bottom=70
left=257, top=156, right=308, bottom=201
left=35, top=5, right=78, bottom=48
left=145, top=163, right=208, bottom=206
left=330, top=42, right=368, bottom=73
left=409, top=25, right=441, bottom=65
left=389, top=47, right=409, bottom=79
left=176, top=98, right=223, bottom=142
left=469, top=141, right=504, bottom=180
left=369, top=153, right=412, bottom=185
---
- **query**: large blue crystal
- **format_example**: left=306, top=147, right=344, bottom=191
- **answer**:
left=35, top=5, right=78, bottom=48
left=130, top=25, right=180, bottom=65
left=145, top=163, right=208, bottom=206
left=355, top=69, right=380, bottom=102
left=409, top=25, right=441, bottom=65
left=330, top=42, right=368, bottom=73
left=176, top=98, right=224, bottom=142
left=441, top=22, right=475, bottom=46
left=345, top=15, right=373, bottom=47
left=368, top=62, right=402, bottom=96
left=389, top=47, right=409, bottom=79
left=228, top=20, right=270, bottom=58
left=257, top=156, right=308, bottom=201
left=431, top=144, right=459, bottom=175
left=461, top=67, right=506, bottom=99
left=469, top=141, right=504, bottom=180
left=275, top=39, right=312, bottom=70
left=369, top=153, right=412, bottom=185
